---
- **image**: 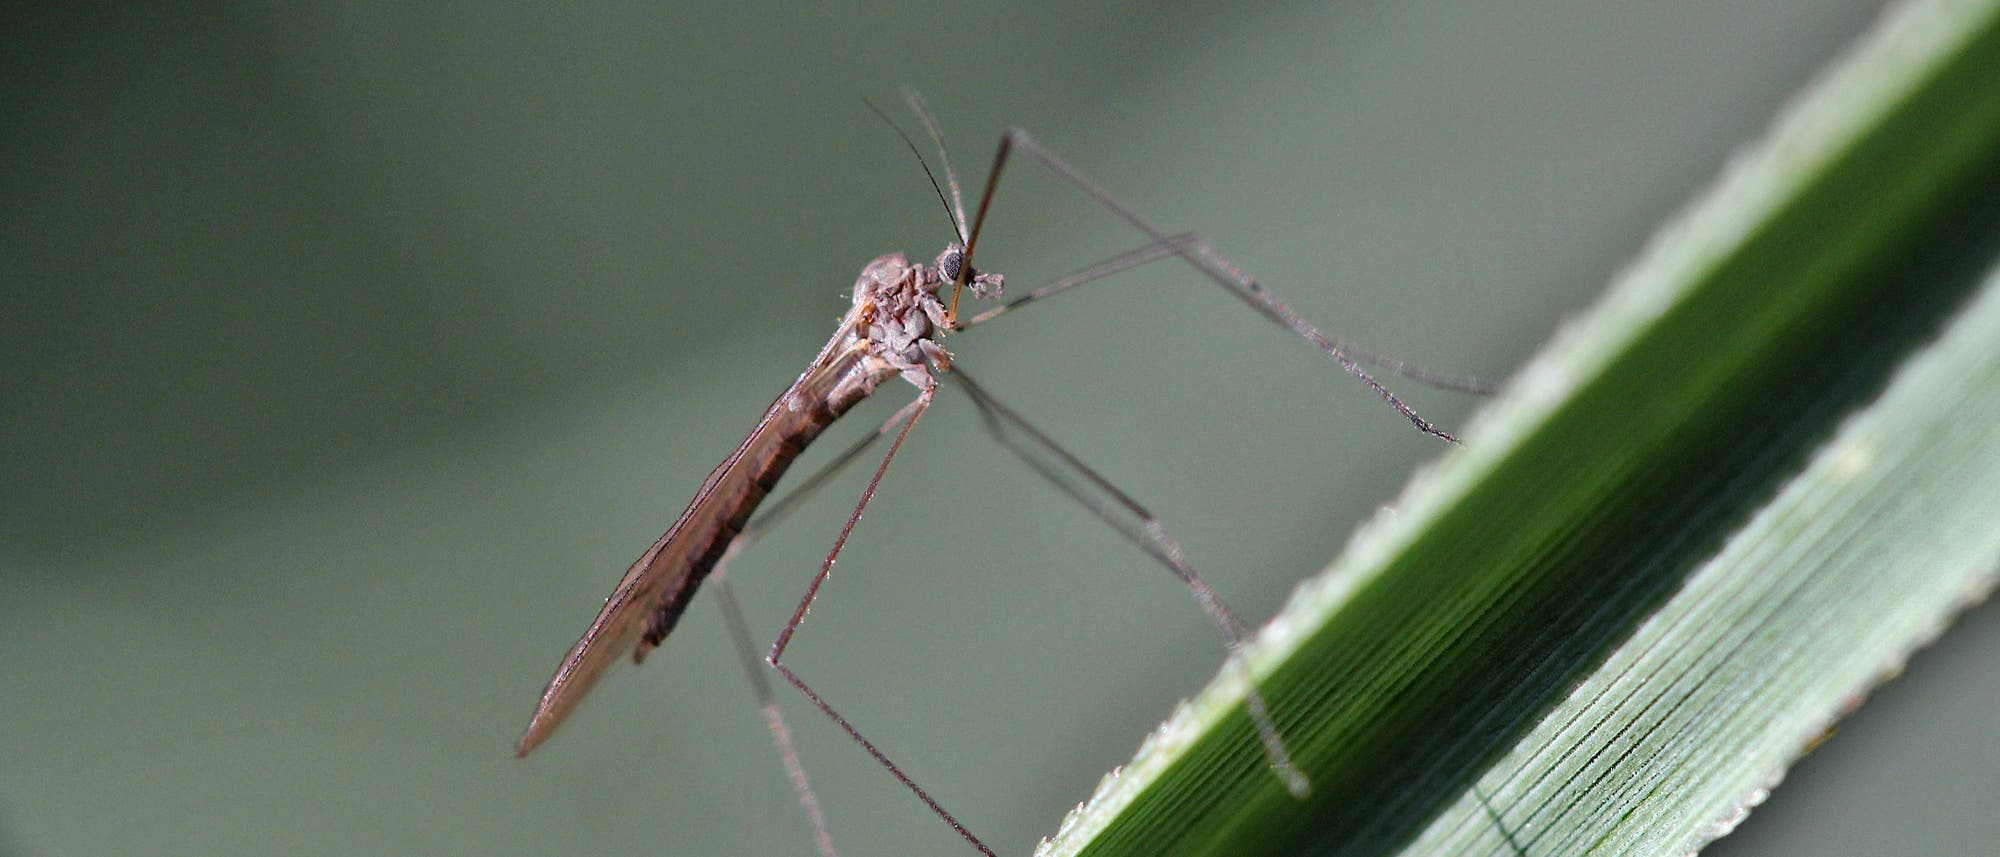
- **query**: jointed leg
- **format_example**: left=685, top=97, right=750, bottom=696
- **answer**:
left=705, top=394, right=933, bottom=857
left=761, top=384, right=1000, bottom=856
left=956, top=128, right=1487, bottom=442
left=945, top=367, right=1311, bottom=797
left=711, top=573, right=837, bottom=857
left=1471, top=784, right=1532, bottom=857
left=952, top=234, right=1493, bottom=397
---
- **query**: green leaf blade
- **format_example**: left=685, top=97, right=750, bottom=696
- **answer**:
left=1039, top=2, right=2000, bottom=855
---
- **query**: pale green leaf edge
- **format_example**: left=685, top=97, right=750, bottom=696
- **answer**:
left=1405, top=236, right=2000, bottom=857
left=1036, top=0, right=2000, bottom=854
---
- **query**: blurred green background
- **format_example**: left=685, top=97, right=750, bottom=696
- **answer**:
left=4, top=2, right=1993, bottom=855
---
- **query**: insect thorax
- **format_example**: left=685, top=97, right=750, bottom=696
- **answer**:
left=846, top=244, right=1004, bottom=388
left=848, top=251, right=949, bottom=386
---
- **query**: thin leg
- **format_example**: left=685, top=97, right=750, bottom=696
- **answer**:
left=945, top=367, right=1311, bottom=797
left=954, top=233, right=1200, bottom=330
left=1470, top=784, right=1531, bottom=857
left=953, top=235, right=1494, bottom=397
left=958, top=129, right=1481, bottom=441
left=764, top=384, right=999, bottom=857
left=712, top=572, right=837, bottom=857
left=702, top=397, right=933, bottom=857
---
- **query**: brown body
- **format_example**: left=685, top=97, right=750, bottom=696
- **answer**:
left=515, top=250, right=966, bottom=755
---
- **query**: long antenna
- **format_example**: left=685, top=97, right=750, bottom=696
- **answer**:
left=862, top=97, right=963, bottom=244
left=900, top=88, right=969, bottom=244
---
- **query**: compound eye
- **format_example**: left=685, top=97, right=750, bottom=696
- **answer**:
left=939, top=249, right=964, bottom=284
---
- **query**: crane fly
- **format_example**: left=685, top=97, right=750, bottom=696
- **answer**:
left=516, top=92, right=1489, bottom=857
